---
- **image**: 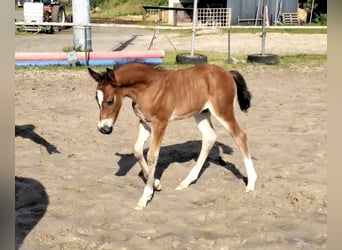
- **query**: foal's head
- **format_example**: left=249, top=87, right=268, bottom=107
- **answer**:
left=88, top=67, right=121, bottom=135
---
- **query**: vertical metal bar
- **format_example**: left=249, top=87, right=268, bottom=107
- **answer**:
left=84, top=26, right=89, bottom=66
left=274, top=0, right=279, bottom=25
left=227, top=28, right=231, bottom=63
left=226, top=7, right=233, bottom=63
left=190, top=0, right=198, bottom=56
left=255, top=0, right=261, bottom=26
left=261, top=0, right=267, bottom=55
left=309, top=0, right=315, bottom=23
left=227, top=8, right=232, bottom=63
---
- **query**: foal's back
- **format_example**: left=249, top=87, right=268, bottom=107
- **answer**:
left=157, top=64, right=237, bottom=119
left=115, top=63, right=237, bottom=117
left=115, top=63, right=235, bottom=91
left=166, top=63, right=235, bottom=90
left=167, top=63, right=236, bottom=101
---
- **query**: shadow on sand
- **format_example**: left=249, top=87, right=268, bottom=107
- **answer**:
left=115, top=140, right=247, bottom=186
left=112, top=35, right=138, bottom=51
left=15, top=124, right=60, bottom=154
left=15, top=176, right=49, bottom=250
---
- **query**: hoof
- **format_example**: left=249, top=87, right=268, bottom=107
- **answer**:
left=154, top=179, right=162, bottom=191
left=245, top=186, right=255, bottom=193
left=134, top=200, right=146, bottom=210
left=175, top=183, right=187, bottom=190
left=245, top=178, right=256, bottom=193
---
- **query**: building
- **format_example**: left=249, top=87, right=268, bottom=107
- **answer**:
left=168, top=0, right=299, bottom=26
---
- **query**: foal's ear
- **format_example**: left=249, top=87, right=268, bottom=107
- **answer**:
left=88, top=67, right=101, bottom=82
left=106, top=68, right=116, bottom=85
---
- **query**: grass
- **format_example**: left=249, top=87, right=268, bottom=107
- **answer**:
left=276, top=53, right=327, bottom=67
left=62, top=45, right=83, bottom=52
left=14, top=52, right=327, bottom=72
left=157, top=26, right=327, bottom=38
left=230, top=27, right=327, bottom=34
left=161, top=50, right=327, bottom=69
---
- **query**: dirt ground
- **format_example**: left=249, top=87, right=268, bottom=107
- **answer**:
left=15, top=28, right=327, bottom=249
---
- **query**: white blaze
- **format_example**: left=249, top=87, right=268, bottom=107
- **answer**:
left=96, top=90, right=114, bottom=130
left=97, top=90, right=104, bottom=109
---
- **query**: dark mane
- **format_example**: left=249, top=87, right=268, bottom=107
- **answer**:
left=95, top=61, right=159, bottom=81
left=94, top=62, right=163, bottom=87
left=113, top=61, right=160, bottom=71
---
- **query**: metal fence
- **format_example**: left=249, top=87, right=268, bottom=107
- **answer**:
left=197, top=8, right=231, bottom=27
left=142, top=7, right=232, bottom=28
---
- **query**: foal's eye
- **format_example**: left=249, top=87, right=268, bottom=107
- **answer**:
left=106, top=98, right=114, bottom=105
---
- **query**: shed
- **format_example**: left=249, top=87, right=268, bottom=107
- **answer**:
left=227, top=0, right=298, bottom=25
left=168, top=0, right=299, bottom=25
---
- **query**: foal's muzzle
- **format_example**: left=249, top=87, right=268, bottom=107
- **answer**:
left=98, top=125, right=113, bottom=134
left=97, top=119, right=114, bottom=134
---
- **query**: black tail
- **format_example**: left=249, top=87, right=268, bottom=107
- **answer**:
left=230, top=70, right=252, bottom=112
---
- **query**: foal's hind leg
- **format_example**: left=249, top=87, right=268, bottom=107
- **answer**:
left=176, top=111, right=217, bottom=190
left=212, top=110, right=257, bottom=192
left=133, top=121, right=161, bottom=191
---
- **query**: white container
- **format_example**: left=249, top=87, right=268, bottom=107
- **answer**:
left=24, top=2, right=44, bottom=22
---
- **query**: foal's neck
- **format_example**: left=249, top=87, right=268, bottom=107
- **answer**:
left=116, top=64, right=157, bottom=88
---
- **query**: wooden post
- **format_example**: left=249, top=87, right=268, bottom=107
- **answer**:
left=158, top=9, right=162, bottom=22
left=173, top=10, right=177, bottom=26
left=142, top=7, right=146, bottom=21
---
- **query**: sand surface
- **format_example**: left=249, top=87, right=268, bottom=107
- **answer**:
left=15, top=27, right=327, bottom=249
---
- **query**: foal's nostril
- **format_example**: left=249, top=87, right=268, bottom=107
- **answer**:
left=99, top=126, right=113, bottom=134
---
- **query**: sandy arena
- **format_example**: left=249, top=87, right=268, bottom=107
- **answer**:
left=15, top=27, right=327, bottom=249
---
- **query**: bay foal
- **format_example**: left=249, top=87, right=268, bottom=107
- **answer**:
left=88, top=62, right=257, bottom=209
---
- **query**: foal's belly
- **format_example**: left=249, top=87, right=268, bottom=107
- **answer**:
left=169, top=102, right=210, bottom=121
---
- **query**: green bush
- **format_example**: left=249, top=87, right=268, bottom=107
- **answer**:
left=111, top=0, right=167, bottom=7
left=314, top=13, right=327, bottom=25
left=90, top=0, right=167, bottom=8
left=89, top=0, right=168, bottom=16
left=90, top=0, right=107, bottom=8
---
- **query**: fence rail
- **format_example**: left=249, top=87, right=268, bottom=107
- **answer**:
left=14, top=21, right=327, bottom=30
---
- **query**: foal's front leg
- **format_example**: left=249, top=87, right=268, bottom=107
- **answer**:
left=133, top=122, right=162, bottom=191
left=135, top=120, right=167, bottom=210
left=133, top=122, right=151, bottom=178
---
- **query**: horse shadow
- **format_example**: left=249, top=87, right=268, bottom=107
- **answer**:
left=113, top=35, right=138, bottom=51
left=115, top=140, right=247, bottom=186
left=15, top=124, right=60, bottom=154
left=15, top=176, right=49, bottom=250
